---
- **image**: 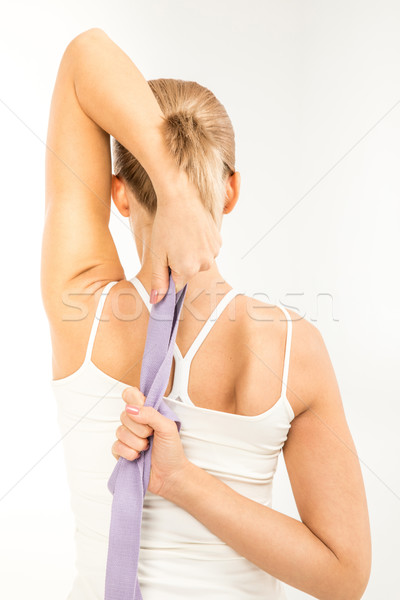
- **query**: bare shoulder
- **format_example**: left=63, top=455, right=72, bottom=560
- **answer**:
left=239, top=294, right=331, bottom=419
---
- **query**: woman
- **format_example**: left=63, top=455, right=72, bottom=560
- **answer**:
left=41, top=28, right=371, bottom=600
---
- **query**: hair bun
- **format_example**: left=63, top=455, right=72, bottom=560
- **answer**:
left=163, top=110, right=210, bottom=150
left=167, top=111, right=199, bottom=132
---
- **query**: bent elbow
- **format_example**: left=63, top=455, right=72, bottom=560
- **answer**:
left=71, top=27, right=107, bottom=45
left=64, top=28, right=108, bottom=58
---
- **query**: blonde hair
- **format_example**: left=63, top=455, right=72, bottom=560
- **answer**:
left=112, top=79, right=236, bottom=226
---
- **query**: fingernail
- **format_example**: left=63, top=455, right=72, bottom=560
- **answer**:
left=150, top=289, right=158, bottom=304
left=126, top=406, right=140, bottom=415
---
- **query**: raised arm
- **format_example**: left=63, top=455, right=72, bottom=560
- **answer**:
left=41, top=28, right=221, bottom=316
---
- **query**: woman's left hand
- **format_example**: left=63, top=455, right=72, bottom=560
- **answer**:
left=112, top=386, right=191, bottom=497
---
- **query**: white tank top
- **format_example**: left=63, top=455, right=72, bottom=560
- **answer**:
left=52, top=276, right=295, bottom=600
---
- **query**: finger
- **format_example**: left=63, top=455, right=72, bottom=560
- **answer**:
left=126, top=405, right=178, bottom=436
left=120, top=410, right=154, bottom=438
left=112, top=439, right=142, bottom=462
left=122, top=386, right=146, bottom=407
left=151, top=253, right=169, bottom=304
left=171, top=264, right=197, bottom=292
left=116, top=424, right=150, bottom=453
left=171, top=269, right=186, bottom=293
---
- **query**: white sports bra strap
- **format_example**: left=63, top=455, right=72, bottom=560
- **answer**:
left=278, top=306, right=292, bottom=394
left=85, top=280, right=120, bottom=363
left=184, top=288, right=241, bottom=363
left=129, top=277, right=241, bottom=366
left=131, top=276, right=152, bottom=313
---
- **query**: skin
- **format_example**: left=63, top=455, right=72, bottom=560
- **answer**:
left=41, top=28, right=371, bottom=600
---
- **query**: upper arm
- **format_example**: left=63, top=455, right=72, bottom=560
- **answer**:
left=283, top=318, right=371, bottom=588
left=41, top=32, right=124, bottom=316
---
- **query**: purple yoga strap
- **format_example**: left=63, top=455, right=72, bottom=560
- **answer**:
left=104, top=272, right=187, bottom=600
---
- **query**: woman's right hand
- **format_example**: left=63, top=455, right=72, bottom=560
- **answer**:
left=112, top=387, right=191, bottom=497
left=112, top=391, right=153, bottom=462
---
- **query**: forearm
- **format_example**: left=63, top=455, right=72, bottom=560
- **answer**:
left=164, top=463, right=358, bottom=600
left=65, top=28, right=182, bottom=194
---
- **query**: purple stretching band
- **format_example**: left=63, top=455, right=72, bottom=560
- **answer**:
left=105, top=271, right=187, bottom=599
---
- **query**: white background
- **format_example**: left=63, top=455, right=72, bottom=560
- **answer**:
left=1, top=1, right=399, bottom=598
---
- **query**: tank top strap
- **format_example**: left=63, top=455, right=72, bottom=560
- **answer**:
left=277, top=305, right=292, bottom=395
left=84, top=280, right=120, bottom=363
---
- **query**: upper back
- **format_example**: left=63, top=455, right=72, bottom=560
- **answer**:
left=49, top=276, right=305, bottom=420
